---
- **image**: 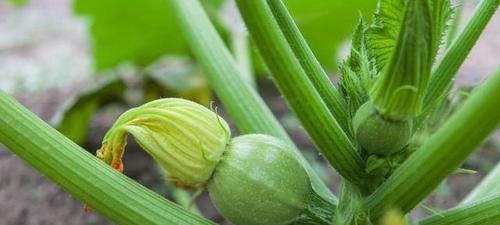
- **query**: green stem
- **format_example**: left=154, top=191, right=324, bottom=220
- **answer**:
left=168, top=0, right=337, bottom=202
left=364, top=70, right=500, bottom=221
left=235, top=0, right=366, bottom=186
left=266, top=0, right=351, bottom=136
left=424, top=0, right=499, bottom=107
left=417, top=194, right=500, bottom=225
left=0, top=91, right=214, bottom=225
left=231, top=32, right=255, bottom=88
left=461, top=162, right=500, bottom=205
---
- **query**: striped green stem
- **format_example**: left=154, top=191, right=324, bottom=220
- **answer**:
left=418, top=194, right=500, bottom=225
left=235, top=0, right=366, bottom=186
left=364, top=70, right=500, bottom=221
left=266, top=0, right=351, bottom=136
left=0, top=91, right=214, bottom=225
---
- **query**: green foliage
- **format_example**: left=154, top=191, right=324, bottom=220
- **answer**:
left=366, top=0, right=451, bottom=71
left=339, top=19, right=376, bottom=119
left=7, top=0, right=29, bottom=6
left=366, top=0, right=406, bottom=70
left=74, top=0, right=375, bottom=71
left=73, top=0, right=224, bottom=70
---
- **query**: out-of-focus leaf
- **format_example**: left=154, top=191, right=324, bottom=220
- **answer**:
left=144, top=58, right=211, bottom=106
left=52, top=77, right=126, bottom=145
left=7, top=0, right=29, bottom=6
left=74, top=0, right=375, bottom=71
left=73, top=0, right=225, bottom=70
left=284, top=0, right=377, bottom=70
left=73, top=0, right=185, bottom=69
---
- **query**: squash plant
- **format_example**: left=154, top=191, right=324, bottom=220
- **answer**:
left=0, top=0, right=499, bottom=224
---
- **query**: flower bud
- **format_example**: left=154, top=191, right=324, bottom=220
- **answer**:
left=353, top=102, right=412, bottom=156
left=97, top=98, right=230, bottom=186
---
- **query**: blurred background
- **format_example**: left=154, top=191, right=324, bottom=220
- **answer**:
left=0, top=0, right=498, bottom=224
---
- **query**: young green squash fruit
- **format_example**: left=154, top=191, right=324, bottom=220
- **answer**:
left=208, top=134, right=311, bottom=225
left=94, top=98, right=334, bottom=225
left=353, top=102, right=412, bottom=156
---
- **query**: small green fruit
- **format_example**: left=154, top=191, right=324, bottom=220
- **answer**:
left=208, top=134, right=311, bottom=225
left=353, top=102, right=412, bottom=156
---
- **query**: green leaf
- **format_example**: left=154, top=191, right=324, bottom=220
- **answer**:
left=73, top=0, right=224, bottom=70
left=366, top=0, right=406, bottom=70
left=338, top=19, right=380, bottom=122
left=7, top=0, right=29, bottom=6
left=339, top=64, right=369, bottom=118
left=366, top=0, right=451, bottom=70
left=339, top=19, right=377, bottom=118
left=52, top=77, right=126, bottom=145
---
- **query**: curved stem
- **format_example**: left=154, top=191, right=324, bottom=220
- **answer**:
left=0, top=91, right=214, bottom=225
